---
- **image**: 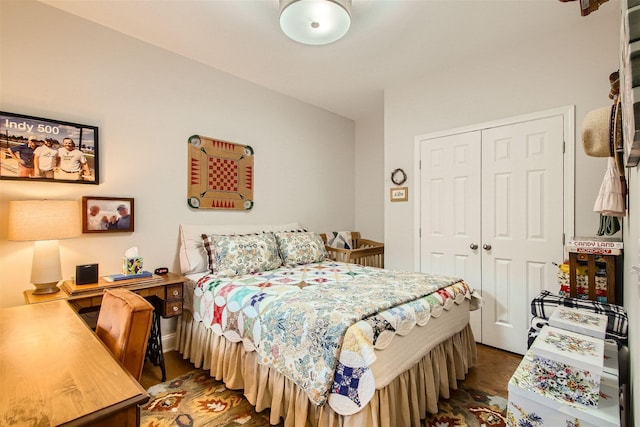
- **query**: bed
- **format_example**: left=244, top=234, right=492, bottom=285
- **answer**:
left=175, top=223, right=481, bottom=427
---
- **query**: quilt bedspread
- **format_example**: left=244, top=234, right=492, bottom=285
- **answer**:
left=192, top=261, right=476, bottom=415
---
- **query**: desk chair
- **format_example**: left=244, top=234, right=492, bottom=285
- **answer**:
left=96, top=288, right=154, bottom=381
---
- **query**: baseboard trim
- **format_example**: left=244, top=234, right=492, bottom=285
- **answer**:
left=161, top=332, right=177, bottom=352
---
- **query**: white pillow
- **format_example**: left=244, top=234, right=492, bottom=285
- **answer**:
left=178, top=222, right=304, bottom=274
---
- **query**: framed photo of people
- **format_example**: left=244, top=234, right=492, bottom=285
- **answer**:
left=82, top=197, right=134, bottom=233
left=0, top=111, right=98, bottom=184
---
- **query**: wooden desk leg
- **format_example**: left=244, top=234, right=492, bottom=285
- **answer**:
left=145, top=309, right=167, bottom=382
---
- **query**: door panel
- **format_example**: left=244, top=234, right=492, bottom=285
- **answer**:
left=481, top=116, right=564, bottom=354
left=420, top=131, right=482, bottom=340
left=493, top=258, right=512, bottom=326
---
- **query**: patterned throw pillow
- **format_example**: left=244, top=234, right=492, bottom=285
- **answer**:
left=275, top=231, right=327, bottom=266
left=203, top=233, right=282, bottom=275
left=202, top=234, right=217, bottom=272
left=325, top=231, right=353, bottom=249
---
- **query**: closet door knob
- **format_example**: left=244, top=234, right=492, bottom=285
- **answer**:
left=483, top=244, right=492, bottom=250
left=469, top=243, right=478, bottom=250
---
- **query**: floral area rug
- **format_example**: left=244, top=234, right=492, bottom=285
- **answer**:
left=422, top=386, right=507, bottom=427
left=141, top=369, right=282, bottom=427
left=141, top=369, right=507, bottom=427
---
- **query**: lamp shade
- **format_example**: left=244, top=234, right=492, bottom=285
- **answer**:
left=8, top=200, right=81, bottom=294
left=8, top=200, right=81, bottom=241
left=280, top=0, right=351, bottom=45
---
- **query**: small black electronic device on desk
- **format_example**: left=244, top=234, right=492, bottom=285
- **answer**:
left=76, top=264, right=98, bottom=285
left=154, top=267, right=169, bottom=275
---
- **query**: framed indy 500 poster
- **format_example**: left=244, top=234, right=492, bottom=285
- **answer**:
left=0, top=111, right=98, bottom=184
left=187, top=134, right=254, bottom=210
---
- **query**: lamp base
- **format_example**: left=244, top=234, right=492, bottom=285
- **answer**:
left=32, top=282, right=61, bottom=295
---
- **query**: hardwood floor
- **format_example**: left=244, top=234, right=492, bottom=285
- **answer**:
left=140, top=343, right=523, bottom=398
left=140, top=351, right=195, bottom=390
left=460, top=344, right=522, bottom=397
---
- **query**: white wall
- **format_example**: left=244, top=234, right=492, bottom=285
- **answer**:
left=384, top=4, right=620, bottom=271
left=355, top=109, right=384, bottom=242
left=384, top=2, right=639, bottom=423
left=3, top=0, right=633, bottom=419
left=623, top=166, right=639, bottom=425
left=0, top=1, right=356, bottom=309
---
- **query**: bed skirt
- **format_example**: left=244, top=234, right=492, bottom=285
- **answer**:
left=176, top=311, right=477, bottom=427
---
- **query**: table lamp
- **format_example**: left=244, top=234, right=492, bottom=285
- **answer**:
left=8, top=200, right=81, bottom=294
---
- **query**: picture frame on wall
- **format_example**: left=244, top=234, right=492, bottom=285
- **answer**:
left=187, top=134, right=254, bottom=210
left=82, top=197, right=134, bottom=233
left=0, top=111, right=99, bottom=184
left=390, top=187, right=408, bottom=202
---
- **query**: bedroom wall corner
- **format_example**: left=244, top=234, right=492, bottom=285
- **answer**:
left=0, top=0, right=356, bottom=310
left=354, top=109, right=384, bottom=242
left=622, top=165, right=640, bottom=426
left=383, top=5, right=620, bottom=271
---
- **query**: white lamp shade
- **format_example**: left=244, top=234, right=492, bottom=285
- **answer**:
left=280, top=0, right=351, bottom=45
left=8, top=200, right=81, bottom=293
left=8, top=200, right=81, bottom=241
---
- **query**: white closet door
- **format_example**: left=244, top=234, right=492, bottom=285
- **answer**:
left=481, top=115, right=564, bottom=354
left=419, top=131, right=483, bottom=341
left=419, top=114, right=565, bottom=355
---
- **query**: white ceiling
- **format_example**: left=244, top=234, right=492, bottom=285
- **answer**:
left=38, top=0, right=610, bottom=120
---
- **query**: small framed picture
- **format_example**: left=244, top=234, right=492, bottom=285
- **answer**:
left=390, top=187, right=408, bottom=202
left=82, top=196, right=134, bottom=233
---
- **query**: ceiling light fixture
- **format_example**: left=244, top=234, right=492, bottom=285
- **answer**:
left=279, top=0, right=352, bottom=46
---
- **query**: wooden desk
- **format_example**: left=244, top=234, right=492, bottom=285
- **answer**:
left=23, top=272, right=188, bottom=382
left=0, top=300, right=149, bottom=426
left=24, top=272, right=186, bottom=318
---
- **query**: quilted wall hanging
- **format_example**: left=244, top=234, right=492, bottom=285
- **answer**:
left=187, top=135, right=254, bottom=210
